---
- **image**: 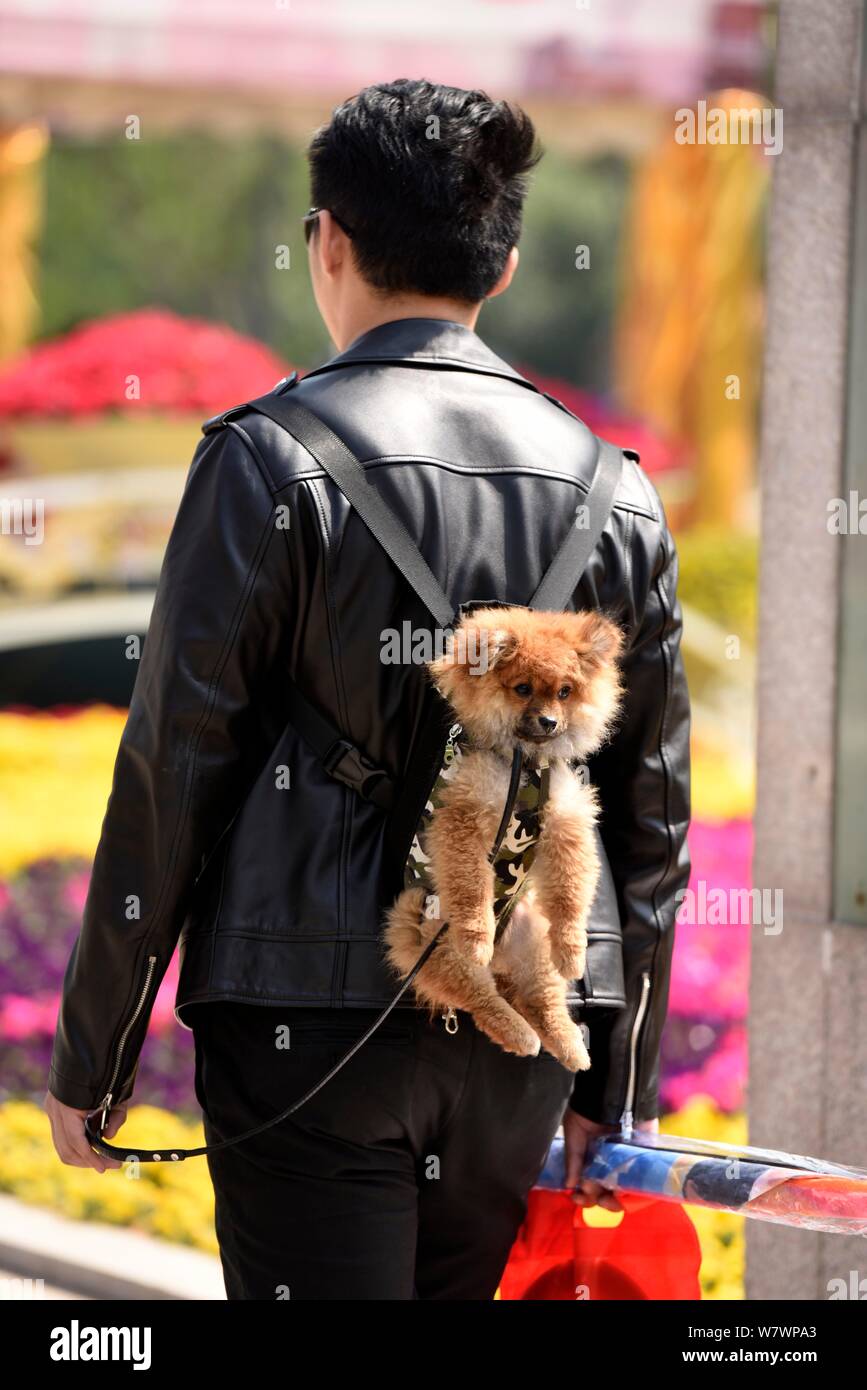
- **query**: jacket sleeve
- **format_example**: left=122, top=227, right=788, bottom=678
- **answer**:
left=48, top=423, right=291, bottom=1110
left=569, top=500, right=691, bottom=1127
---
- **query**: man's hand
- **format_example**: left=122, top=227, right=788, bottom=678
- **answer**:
left=43, top=1092, right=128, bottom=1173
left=564, top=1109, right=660, bottom=1211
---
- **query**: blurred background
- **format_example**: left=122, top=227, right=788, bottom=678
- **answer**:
left=0, top=0, right=781, bottom=1299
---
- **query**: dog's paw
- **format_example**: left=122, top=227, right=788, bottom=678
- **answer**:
left=498, top=1017, right=542, bottom=1058
left=548, top=1024, right=591, bottom=1072
left=561, top=1039, right=591, bottom=1073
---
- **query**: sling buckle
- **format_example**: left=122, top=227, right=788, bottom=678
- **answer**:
left=323, top=738, right=393, bottom=808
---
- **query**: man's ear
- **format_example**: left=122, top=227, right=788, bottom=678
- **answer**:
left=485, top=246, right=519, bottom=301
left=312, top=208, right=350, bottom=279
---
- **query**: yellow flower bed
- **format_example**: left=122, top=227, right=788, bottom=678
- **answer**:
left=0, top=1099, right=217, bottom=1255
left=0, top=708, right=749, bottom=1298
left=0, top=1095, right=744, bottom=1296
left=691, top=737, right=755, bottom=822
left=0, top=707, right=127, bottom=877
left=662, top=1095, right=747, bottom=1300
left=0, top=709, right=752, bottom=882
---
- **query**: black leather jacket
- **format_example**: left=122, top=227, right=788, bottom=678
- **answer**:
left=48, top=317, right=691, bottom=1128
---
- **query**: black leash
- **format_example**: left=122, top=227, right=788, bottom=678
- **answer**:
left=85, top=751, right=525, bottom=1165
left=85, top=921, right=450, bottom=1163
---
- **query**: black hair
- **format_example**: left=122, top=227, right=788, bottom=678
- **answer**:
left=307, top=78, right=541, bottom=303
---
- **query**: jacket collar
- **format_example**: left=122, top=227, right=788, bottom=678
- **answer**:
left=305, top=317, right=530, bottom=386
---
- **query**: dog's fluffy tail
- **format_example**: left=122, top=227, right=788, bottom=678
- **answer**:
left=383, top=887, right=438, bottom=977
left=382, top=888, right=450, bottom=1026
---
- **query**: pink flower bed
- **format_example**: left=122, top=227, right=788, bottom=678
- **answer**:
left=660, top=818, right=752, bottom=1114
left=2, top=821, right=752, bottom=1115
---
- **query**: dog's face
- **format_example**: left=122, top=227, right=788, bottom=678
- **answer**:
left=429, top=607, right=624, bottom=763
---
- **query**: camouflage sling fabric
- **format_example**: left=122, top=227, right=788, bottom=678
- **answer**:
left=404, top=723, right=551, bottom=935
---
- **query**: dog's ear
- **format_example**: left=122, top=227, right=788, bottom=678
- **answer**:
left=572, top=611, right=624, bottom=670
left=483, top=626, right=520, bottom=670
left=428, top=623, right=475, bottom=688
left=428, top=618, right=519, bottom=689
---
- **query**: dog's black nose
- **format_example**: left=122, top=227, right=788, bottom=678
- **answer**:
left=537, top=715, right=558, bottom=734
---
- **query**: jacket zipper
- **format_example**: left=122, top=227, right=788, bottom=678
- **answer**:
left=619, top=969, right=651, bottom=1139
left=98, top=954, right=158, bottom=1123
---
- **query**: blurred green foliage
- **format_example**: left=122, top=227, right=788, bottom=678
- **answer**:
left=36, top=133, right=629, bottom=387
left=676, top=527, right=759, bottom=642
left=483, top=149, right=630, bottom=387
left=38, top=133, right=330, bottom=368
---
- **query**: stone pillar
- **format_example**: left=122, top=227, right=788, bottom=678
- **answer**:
left=749, top=0, right=866, bottom=1299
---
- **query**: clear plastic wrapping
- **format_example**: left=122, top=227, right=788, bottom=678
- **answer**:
left=539, top=1130, right=867, bottom=1236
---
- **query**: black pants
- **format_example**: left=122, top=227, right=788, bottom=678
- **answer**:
left=190, top=1001, right=574, bottom=1301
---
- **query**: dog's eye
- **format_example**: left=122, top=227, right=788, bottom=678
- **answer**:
left=557, top=685, right=572, bottom=699
left=514, top=682, right=533, bottom=697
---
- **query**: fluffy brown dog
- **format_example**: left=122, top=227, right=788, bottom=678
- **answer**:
left=383, top=605, right=624, bottom=1071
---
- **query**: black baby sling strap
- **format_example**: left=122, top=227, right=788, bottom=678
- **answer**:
left=240, top=376, right=624, bottom=816
left=86, top=377, right=624, bottom=1164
